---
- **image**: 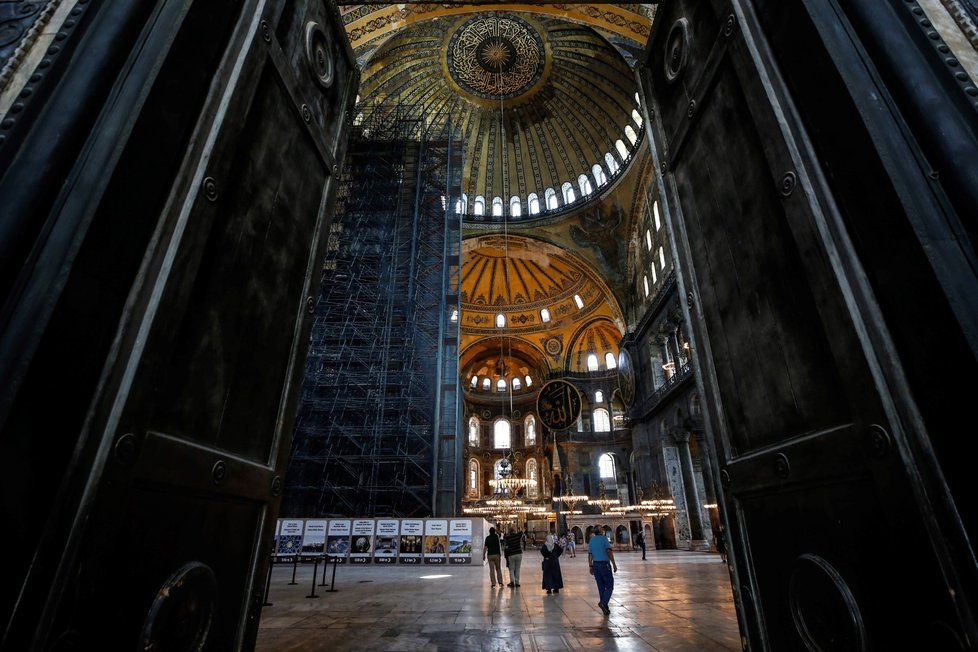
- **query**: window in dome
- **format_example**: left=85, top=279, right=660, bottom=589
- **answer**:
left=495, top=313, right=506, bottom=328
left=492, top=197, right=503, bottom=216
left=540, top=308, right=551, bottom=323
left=625, top=125, right=638, bottom=145
left=482, top=378, right=491, bottom=390
left=658, top=246, right=666, bottom=270
left=651, top=265, right=657, bottom=284
left=574, top=294, right=584, bottom=309
left=654, top=200, right=661, bottom=230
left=513, top=377, right=522, bottom=391
left=497, top=378, right=506, bottom=392
left=545, top=188, right=558, bottom=210
left=634, top=91, right=641, bottom=106
left=644, top=274, right=650, bottom=297
left=578, top=174, right=593, bottom=196
left=587, top=353, right=599, bottom=371
left=455, top=193, right=467, bottom=214
left=595, top=390, right=604, bottom=403
left=510, top=196, right=521, bottom=217
left=450, top=307, right=458, bottom=322
left=474, top=196, right=485, bottom=215
left=605, top=152, right=619, bottom=174
left=632, top=109, right=643, bottom=127
left=605, top=352, right=617, bottom=369
left=525, top=375, right=533, bottom=387
left=562, top=182, right=576, bottom=204
left=645, top=228, right=652, bottom=251
left=471, top=375, right=478, bottom=387
left=528, top=193, right=540, bottom=215
left=593, top=164, right=607, bottom=186
left=616, top=139, right=629, bottom=160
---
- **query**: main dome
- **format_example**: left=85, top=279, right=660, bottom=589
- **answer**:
left=355, top=12, right=644, bottom=222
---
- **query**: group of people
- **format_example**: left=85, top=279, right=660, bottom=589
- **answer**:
left=482, top=525, right=619, bottom=614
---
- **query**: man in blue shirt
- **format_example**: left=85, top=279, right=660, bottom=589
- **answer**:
left=588, top=525, right=618, bottom=614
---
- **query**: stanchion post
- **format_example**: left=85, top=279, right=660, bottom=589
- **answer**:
left=306, top=557, right=320, bottom=599
left=262, top=555, right=274, bottom=606
left=319, top=554, right=329, bottom=586
left=288, top=555, right=299, bottom=585
left=325, top=555, right=339, bottom=593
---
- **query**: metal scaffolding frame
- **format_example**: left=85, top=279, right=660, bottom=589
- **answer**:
left=282, top=102, right=462, bottom=518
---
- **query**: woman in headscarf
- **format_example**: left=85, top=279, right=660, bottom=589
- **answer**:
left=541, top=533, right=564, bottom=594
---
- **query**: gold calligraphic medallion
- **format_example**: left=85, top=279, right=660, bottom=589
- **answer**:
left=446, top=14, right=546, bottom=101
left=536, top=379, right=582, bottom=431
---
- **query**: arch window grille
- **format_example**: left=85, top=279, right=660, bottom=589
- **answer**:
left=528, top=193, right=540, bottom=214
left=594, top=408, right=611, bottom=432
left=494, top=419, right=511, bottom=449
left=474, top=196, right=485, bottom=215
left=545, top=188, right=558, bottom=210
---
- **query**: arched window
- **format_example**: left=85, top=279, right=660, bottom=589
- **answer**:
left=605, top=152, right=619, bottom=174
left=643, top=274, right=650, bottom=297
left=526, top=459, right=539, bottom=498
left=474, top=196, right=485, bottom=216
left=494, top=419, right=511, bottom=449
left=528, top=192, right=540, bottom=215
left=599, top=452, right=616, bottom=478
left=605, top=352, right=617, bottom=369
left=632, top=109, right=643, bottom=127
left=562, top=181, right=576, bottom=204
left=469, top=459, right=480, bottom=496
left=634, top=91, right=641, bottom=106
left=468, top=416, right=480, bottom=446
left=574, top=294, right=584, bottom=309
left=616, top=139, right=629, bottom=160
left=650, top=264, right=657, bottom=284
left=496, top=378, right=507, bottom=392
left=645, top=229, right=652, bottom=251
left=492, top=197, right=503, bottom=216
left=658, top=246, right=666, bottom=270
left=593, top=164, right=607, bottom=186
left=482, top=378, right=491, bottom=391
left=653, top=200, right=661, bottom=230
left=470, top=375, right=478, bottom=387
left=595, top=390, right=604, bottom=403
left=450, top=308, right=458, bottom=323
left=594, top=408, right=611, bottom=432
left=513, top=377, right=522, bottom=391
left=496, top=313, right=506, bottom=328
left=455, top=193, right=468, bottom=214
left=524, top=375, right=533, bottom=387
left=510, top=196, right=522, bottom=217
left=545, top=187, right=558, bottom=210
left=525, top=414, right=537, bottom=445
left=540, top=308, right=551, bottom=323
left=578, top=174, right=593, bottom=196
left=625, top=125, right=638, bottom=145
left=587, top=353, right=599, bottom=372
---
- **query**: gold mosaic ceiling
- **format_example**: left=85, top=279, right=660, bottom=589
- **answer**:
left=354, top=11, right=644, bottom=218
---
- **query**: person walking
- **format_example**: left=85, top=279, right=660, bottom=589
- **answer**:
left=588, top=525, right=617, bottom=615
left=567, top=533, right=576, bottom=558
left=635, top=530, right=647, bottom=560
left=504, top=526, right=523, bottom=587
left=541, top=534, right=564, bottom=594
left=483, top=526, right=503, bottom=588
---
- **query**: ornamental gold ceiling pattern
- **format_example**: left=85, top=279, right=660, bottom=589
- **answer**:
left=458, top=235, right=624, bottom=374
left=356, top=12, right=641, bottom=218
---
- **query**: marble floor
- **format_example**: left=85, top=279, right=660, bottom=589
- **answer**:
left=256, top=549, right=741, bottom=651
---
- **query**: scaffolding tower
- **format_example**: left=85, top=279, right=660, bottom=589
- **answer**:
left=283, top=103, right=462, bottom=518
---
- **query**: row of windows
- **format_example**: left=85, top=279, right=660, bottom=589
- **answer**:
left=489, top=294, right=585, bottom=330
left=587, top=352, right=618, bottom=372
left=468, top=408, right=614, bottom=449
left=641, top=201, right=667, bottom=299
left=466, top=453, right=617, bottom=496
left=457, top=114, right=644, bottom=219
left=470, top=374, right=534, bottom=392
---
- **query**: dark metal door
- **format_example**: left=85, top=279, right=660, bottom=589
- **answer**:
left=640, top=0, right=978, bottom=649
left=0, top=1, right=357, bottom=649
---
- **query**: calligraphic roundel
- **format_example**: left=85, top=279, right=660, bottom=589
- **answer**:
left=536, top=379, right=583, bottom=431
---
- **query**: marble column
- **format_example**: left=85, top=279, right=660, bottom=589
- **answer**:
left=674, top=430, right=711, bottom=551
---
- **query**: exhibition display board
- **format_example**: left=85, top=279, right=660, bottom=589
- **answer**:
left=272, top=518, right=490, bottom=564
